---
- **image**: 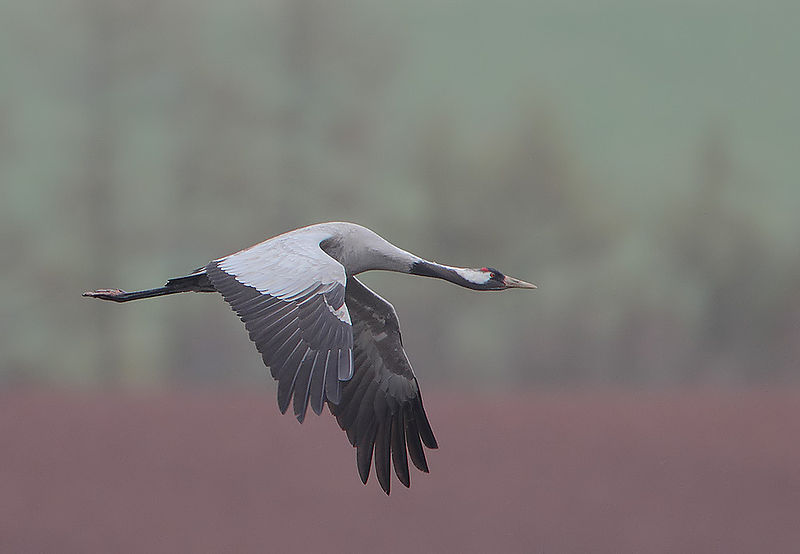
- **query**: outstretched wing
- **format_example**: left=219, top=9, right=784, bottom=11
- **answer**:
left=330, top=277, right=438, bottom=495
left=206, top=233, right=353, bottom=422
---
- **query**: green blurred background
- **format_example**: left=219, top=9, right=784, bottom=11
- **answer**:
left=2, top=0, right=798, bottom=388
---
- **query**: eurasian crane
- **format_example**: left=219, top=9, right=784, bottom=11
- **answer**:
left=83, top=222, right=536, bottom=494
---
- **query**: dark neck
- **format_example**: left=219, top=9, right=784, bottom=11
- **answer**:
left=409, top=260, right=484, bottom=290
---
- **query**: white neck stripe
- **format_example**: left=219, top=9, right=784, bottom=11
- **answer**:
left=452, top=267, right=491, bottom=285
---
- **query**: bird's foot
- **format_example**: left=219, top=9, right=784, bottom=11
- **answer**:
left=82, top=289, right=127, bottom=301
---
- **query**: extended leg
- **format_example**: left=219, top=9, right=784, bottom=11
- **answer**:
left=83, top=271, right=215, bottom=303
left=82, top=287, right=184, bottom=302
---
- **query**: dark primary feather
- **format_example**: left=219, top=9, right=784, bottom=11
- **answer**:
left=206, top=261, right=353, bottom=422
left=329, top=277, right=438, bottom=495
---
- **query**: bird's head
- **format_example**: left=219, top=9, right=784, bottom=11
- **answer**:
left=456, top=267, right=537, bottom=291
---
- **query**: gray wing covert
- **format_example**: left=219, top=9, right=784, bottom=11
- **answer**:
left=206, top=236, right=353, bottom=422
left=329, top=277, right=438, bottom=495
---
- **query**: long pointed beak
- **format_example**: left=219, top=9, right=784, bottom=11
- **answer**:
left=503, top=275, right=537, bottom=289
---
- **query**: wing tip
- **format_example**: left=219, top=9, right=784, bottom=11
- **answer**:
left=358, top=459, right=371, bottom=485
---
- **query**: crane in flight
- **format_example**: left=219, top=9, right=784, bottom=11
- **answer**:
left=84, top=222, right=536, bottom=494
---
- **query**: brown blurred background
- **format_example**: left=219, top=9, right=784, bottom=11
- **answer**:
left=1, top=1, right=799, bottom=552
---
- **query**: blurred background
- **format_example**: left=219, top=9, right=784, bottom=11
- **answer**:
left=2, top=1, right=799, bottom=552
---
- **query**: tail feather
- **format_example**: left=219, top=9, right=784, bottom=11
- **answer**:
left=165, top=272, right=215, bottom=292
